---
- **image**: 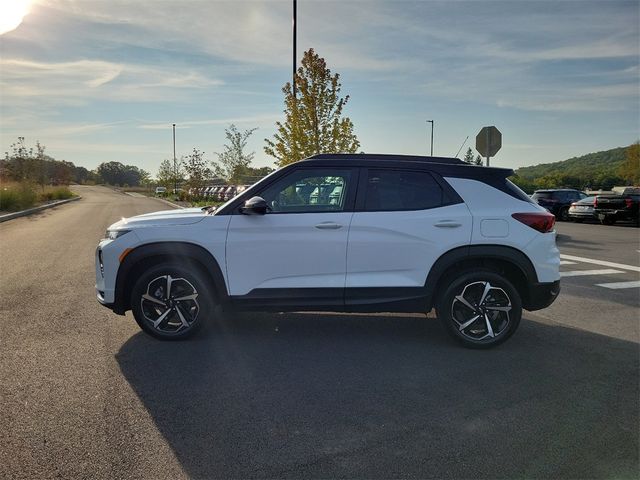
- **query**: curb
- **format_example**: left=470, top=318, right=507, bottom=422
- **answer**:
left=152, top=197, right=185, bottom=209
left=0, top=196, right=82, bottom=223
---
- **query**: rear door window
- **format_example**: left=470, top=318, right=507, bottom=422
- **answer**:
left=363, top=169, right=445, bottom=211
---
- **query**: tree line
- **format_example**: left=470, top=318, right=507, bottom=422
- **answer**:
left=1, top=137, right=153, bottom=187
left=511, top=143, right=639, bottom=193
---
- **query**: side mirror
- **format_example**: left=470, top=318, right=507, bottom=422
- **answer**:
left=240, top=196, right=270, bottom=215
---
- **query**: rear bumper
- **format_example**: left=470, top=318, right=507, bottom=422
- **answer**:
left=525, top=280, right=561, bottom=311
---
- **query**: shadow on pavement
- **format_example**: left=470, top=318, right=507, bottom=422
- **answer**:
left=556, top=233, right=601, bottom=247
left=116, top=313, right=639, bottom=479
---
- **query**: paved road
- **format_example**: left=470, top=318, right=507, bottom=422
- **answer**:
left=1, top=185, right=638, bottom=479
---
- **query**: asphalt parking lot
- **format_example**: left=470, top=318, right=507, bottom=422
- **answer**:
left=1, top=185, right=638, bottom=479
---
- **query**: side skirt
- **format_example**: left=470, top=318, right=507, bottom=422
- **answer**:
left=230, top=287, right=429, bottom=313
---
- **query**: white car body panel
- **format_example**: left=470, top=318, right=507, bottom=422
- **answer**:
left=444, top=177, right=560, bottom=283
left=225, top=212, right=353, bottom=295
left=346, top=203, right=472, bottom=287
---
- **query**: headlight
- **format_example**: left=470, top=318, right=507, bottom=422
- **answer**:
left=105, top=229, right=131, bottom=240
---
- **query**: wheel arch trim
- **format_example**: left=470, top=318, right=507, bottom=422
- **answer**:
left=113, top=241, right=228, bottom=314
left=424, top=244, right=539, bottom=310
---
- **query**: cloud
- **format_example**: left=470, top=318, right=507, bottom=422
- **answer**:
left=138, top=115, right=282, bottom=130
left=0, top=57, right=223, bottom=107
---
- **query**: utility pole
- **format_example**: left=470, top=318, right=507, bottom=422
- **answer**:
left=292, top=0, right=297, bottom=97
left=426, top=120, right=434, bottom=156
left=172, top=123, right=177, bottom=194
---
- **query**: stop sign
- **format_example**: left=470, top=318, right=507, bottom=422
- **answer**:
left=476, top=126, right=502, bottom=158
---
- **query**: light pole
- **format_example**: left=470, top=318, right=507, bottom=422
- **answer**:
left=292, top=0, right=297, bottom=97
left=172, top=123, right=177, bottom=195
left=426, top=120, right=434, bottom=156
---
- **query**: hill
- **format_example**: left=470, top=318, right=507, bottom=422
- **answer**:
left=511, top=146, right=629, bottom=192
left=515, top=146, right=626, bottom=180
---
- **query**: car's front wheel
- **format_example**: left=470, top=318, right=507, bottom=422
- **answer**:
left=436, top=271, right=522, bottom=348
left=130, top=264, right=214, bottom=340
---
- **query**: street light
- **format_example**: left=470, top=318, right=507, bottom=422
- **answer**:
left=292, top=0, right=297, bottom=97
left=172, top=123, right=177, bottom=195
left=426, top=120, right=434, bottom=156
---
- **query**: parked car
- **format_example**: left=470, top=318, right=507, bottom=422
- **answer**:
left=154, top=186, right=166, bottom=196
left=96, top=153, right=560, bottom=349
left=568, top=196, right=597, bottom=222
left=594, top=187, right=640, bottom=225
left=531, top=189, right=588, bottom=221
left=209, top=186, right=223, bottom=200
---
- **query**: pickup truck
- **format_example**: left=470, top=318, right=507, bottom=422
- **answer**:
left=594, top=187, right=640, bottom=225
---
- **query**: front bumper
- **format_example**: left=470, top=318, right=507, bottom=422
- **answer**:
left=525, top=280, right=561, bottom=311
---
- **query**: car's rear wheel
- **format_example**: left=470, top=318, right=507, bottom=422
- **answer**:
left=130, top=263, right=214, bottom=340
left=558, top=206, right=569, bottom=221
left=436, top=271, right=522, bottom=349
left=599, top=215, right=616, bottom=225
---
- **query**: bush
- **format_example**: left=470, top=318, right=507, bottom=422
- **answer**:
left=0, top=182, right=74, bottom=212
left=0, top=182, right=37, bottom=211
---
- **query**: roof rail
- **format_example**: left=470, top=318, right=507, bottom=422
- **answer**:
left=305, top=153, right=464, bottom=165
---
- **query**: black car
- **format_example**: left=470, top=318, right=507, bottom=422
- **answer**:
left=531, top=189, right=587, bottom=221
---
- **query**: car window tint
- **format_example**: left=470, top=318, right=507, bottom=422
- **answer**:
left=532, top=192, right=552, bottom=200
left=259, top=169, right=351, bottom=213
left=364, top=169, right=444, bottom=211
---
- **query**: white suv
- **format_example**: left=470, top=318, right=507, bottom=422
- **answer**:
left=96, top=154, right=560, bottom=348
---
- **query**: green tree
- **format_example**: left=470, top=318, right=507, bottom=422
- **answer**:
left=619, top=141, right=640, bottom=184
left=182, top=148, right=211, bottom=189
left=474, top=154, right=483, bottom=166
left=264, top=48, right=360, bottom=166
left=214, top=124, right=257, bottom=184
left=157, top=159, right=176, bottom=188
left=462, top=148, right=474, bottom=164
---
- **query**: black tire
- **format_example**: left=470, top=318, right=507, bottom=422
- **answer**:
left=130, top=263, right=215, bottom=340
left=436, top=270, right=522, bottom=349
left=558, top=207, right=569, bottom=221
left=600, top=215, right=615, bottom=226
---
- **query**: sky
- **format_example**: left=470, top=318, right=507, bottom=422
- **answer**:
left=0, top=0, right=638, bottom=176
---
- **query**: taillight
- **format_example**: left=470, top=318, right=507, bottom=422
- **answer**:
left=512, top=212, right=556, bottom=233
left=593, top=197, right=598, bottom=208
left=625, top=198, right=632, bottom=209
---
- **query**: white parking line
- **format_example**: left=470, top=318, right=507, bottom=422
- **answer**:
left=595, top=280, right=640, bottom=290
left=560, top=269, right=624, bottom=278
left=560, top=260, right=577, bottom=265
left=559, top=254, right=640, bottom=273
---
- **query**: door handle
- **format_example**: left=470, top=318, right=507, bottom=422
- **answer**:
left=315, top=222, right=342, bottom=230
left=434, top=221, right=462, bottom=228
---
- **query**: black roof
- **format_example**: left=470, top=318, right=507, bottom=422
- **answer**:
left=305, top=153, right=464, bottom=165
left=300, top=153, right=513, bottom=177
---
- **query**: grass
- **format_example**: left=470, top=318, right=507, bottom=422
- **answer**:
left=189, top=200, right=224, bottom=208
left=0, top=182, right=75, bottom=212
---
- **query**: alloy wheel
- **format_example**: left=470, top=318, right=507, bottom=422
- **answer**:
left=140, top=275, right=200, bottom=334
left=450, top=281, right=512, bottom=341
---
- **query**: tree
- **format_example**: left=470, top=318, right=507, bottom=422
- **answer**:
left=619, top=141, right=640, bottom=184
left=264, top=48, right=360, bottom=166
left=95, top=161, right=147, bottom=186
left=462, top=149, right=483, bottom=166
left=214, top=124, right=257, bottom=184
left=462, top=148, right=474, bottom=164
left=157, top=159, right=176, bottom=188
left=182, top=148, right=212, bottom=191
